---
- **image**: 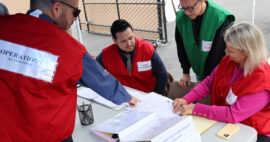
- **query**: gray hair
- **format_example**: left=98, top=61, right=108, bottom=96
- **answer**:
left=30, top=0, right=71, bottom=12
left=0, top=2, right=9, bottom=15
left=30, top=0, right=53, bottom=12
left=224, top=21, right=268, bottom=76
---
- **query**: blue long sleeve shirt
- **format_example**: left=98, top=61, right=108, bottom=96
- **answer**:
left=27, top=9, right=131, bottom=105
left=77, top=53, right=131, bottom=104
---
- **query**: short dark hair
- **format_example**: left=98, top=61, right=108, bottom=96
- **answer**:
left=110, top=19, right=133, bottom=40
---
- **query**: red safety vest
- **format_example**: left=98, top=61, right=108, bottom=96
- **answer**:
left=0, top=14, right=86, bottom=141
left=211, top=56, right=270, bottom=135
left=102, top=37, right=156, bottom=93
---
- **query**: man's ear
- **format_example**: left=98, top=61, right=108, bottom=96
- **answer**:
left=112, top=38, right=117, bottom=44
left=51, top=2, right=62, bottom=19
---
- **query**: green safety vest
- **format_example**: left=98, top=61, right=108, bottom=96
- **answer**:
left=176, top=0, right=234, bottom=80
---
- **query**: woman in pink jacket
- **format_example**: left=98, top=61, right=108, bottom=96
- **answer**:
left=173, top=22, right=270, bottom=142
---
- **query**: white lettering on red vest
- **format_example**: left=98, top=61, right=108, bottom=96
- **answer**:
left=0, top=40, right=58, bottom=83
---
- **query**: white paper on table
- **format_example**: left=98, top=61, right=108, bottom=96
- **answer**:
left=91, top=111, right=155, bottom=136
left=91, top=110, right=195, bottom=142
left=126, top=89, right=178, bottom=117
left=121, top=116, right=187, bottom=142
left=183, top=132, right=201, bottom=142
left=77, top=86, right=127, bottom=110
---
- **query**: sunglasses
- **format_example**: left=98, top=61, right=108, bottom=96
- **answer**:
left=51, top=0, right=81, bottom=17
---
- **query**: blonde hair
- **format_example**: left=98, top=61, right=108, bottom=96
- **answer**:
left=224, top=21, right=268, bottom=76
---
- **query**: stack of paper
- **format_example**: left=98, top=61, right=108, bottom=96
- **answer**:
left=91, top=110, right=197, bottom=142
left=79, top=86, right=217, bottom=141
left=126, top=89, right=217, bottom=135
left=126, top=90, right=177, bottom=117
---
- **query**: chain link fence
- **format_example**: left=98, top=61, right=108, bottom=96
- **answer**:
left=79, top=0, right=168, bottom=43
left=2, top=0, right=167, bottom=43
left=1, top=0, right=29, bottom=14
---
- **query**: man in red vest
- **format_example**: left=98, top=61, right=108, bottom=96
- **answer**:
left=96, top=19, right=168, bottom=94
left=0, top=0, right=138, bottom=142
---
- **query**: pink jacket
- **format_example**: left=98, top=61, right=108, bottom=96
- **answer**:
left=183, top=65, right=270, bottom=136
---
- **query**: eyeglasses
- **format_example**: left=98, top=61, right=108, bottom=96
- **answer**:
left=178, top=0, right=199, bottom=13
left=51, top=0, right=81, bottom=17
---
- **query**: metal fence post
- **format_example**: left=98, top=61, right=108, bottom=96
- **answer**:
left=157, top=0, right=163, bottom=42
left=82, top=0, right=90, bottom=32
left=162, top=0, right=168, bottom=43
left=116, top=0, right=121, bottom=20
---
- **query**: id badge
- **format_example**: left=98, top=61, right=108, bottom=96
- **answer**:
left=137, top=61, right=151, bottom=72
left=202, top=40, right=212, bottom=52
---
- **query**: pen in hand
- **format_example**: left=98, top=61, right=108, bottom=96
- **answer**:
left=173, top=98, right=187, bottom=113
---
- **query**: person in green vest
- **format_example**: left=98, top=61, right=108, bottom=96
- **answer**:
left=168, top=0, right=235, bottom=101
